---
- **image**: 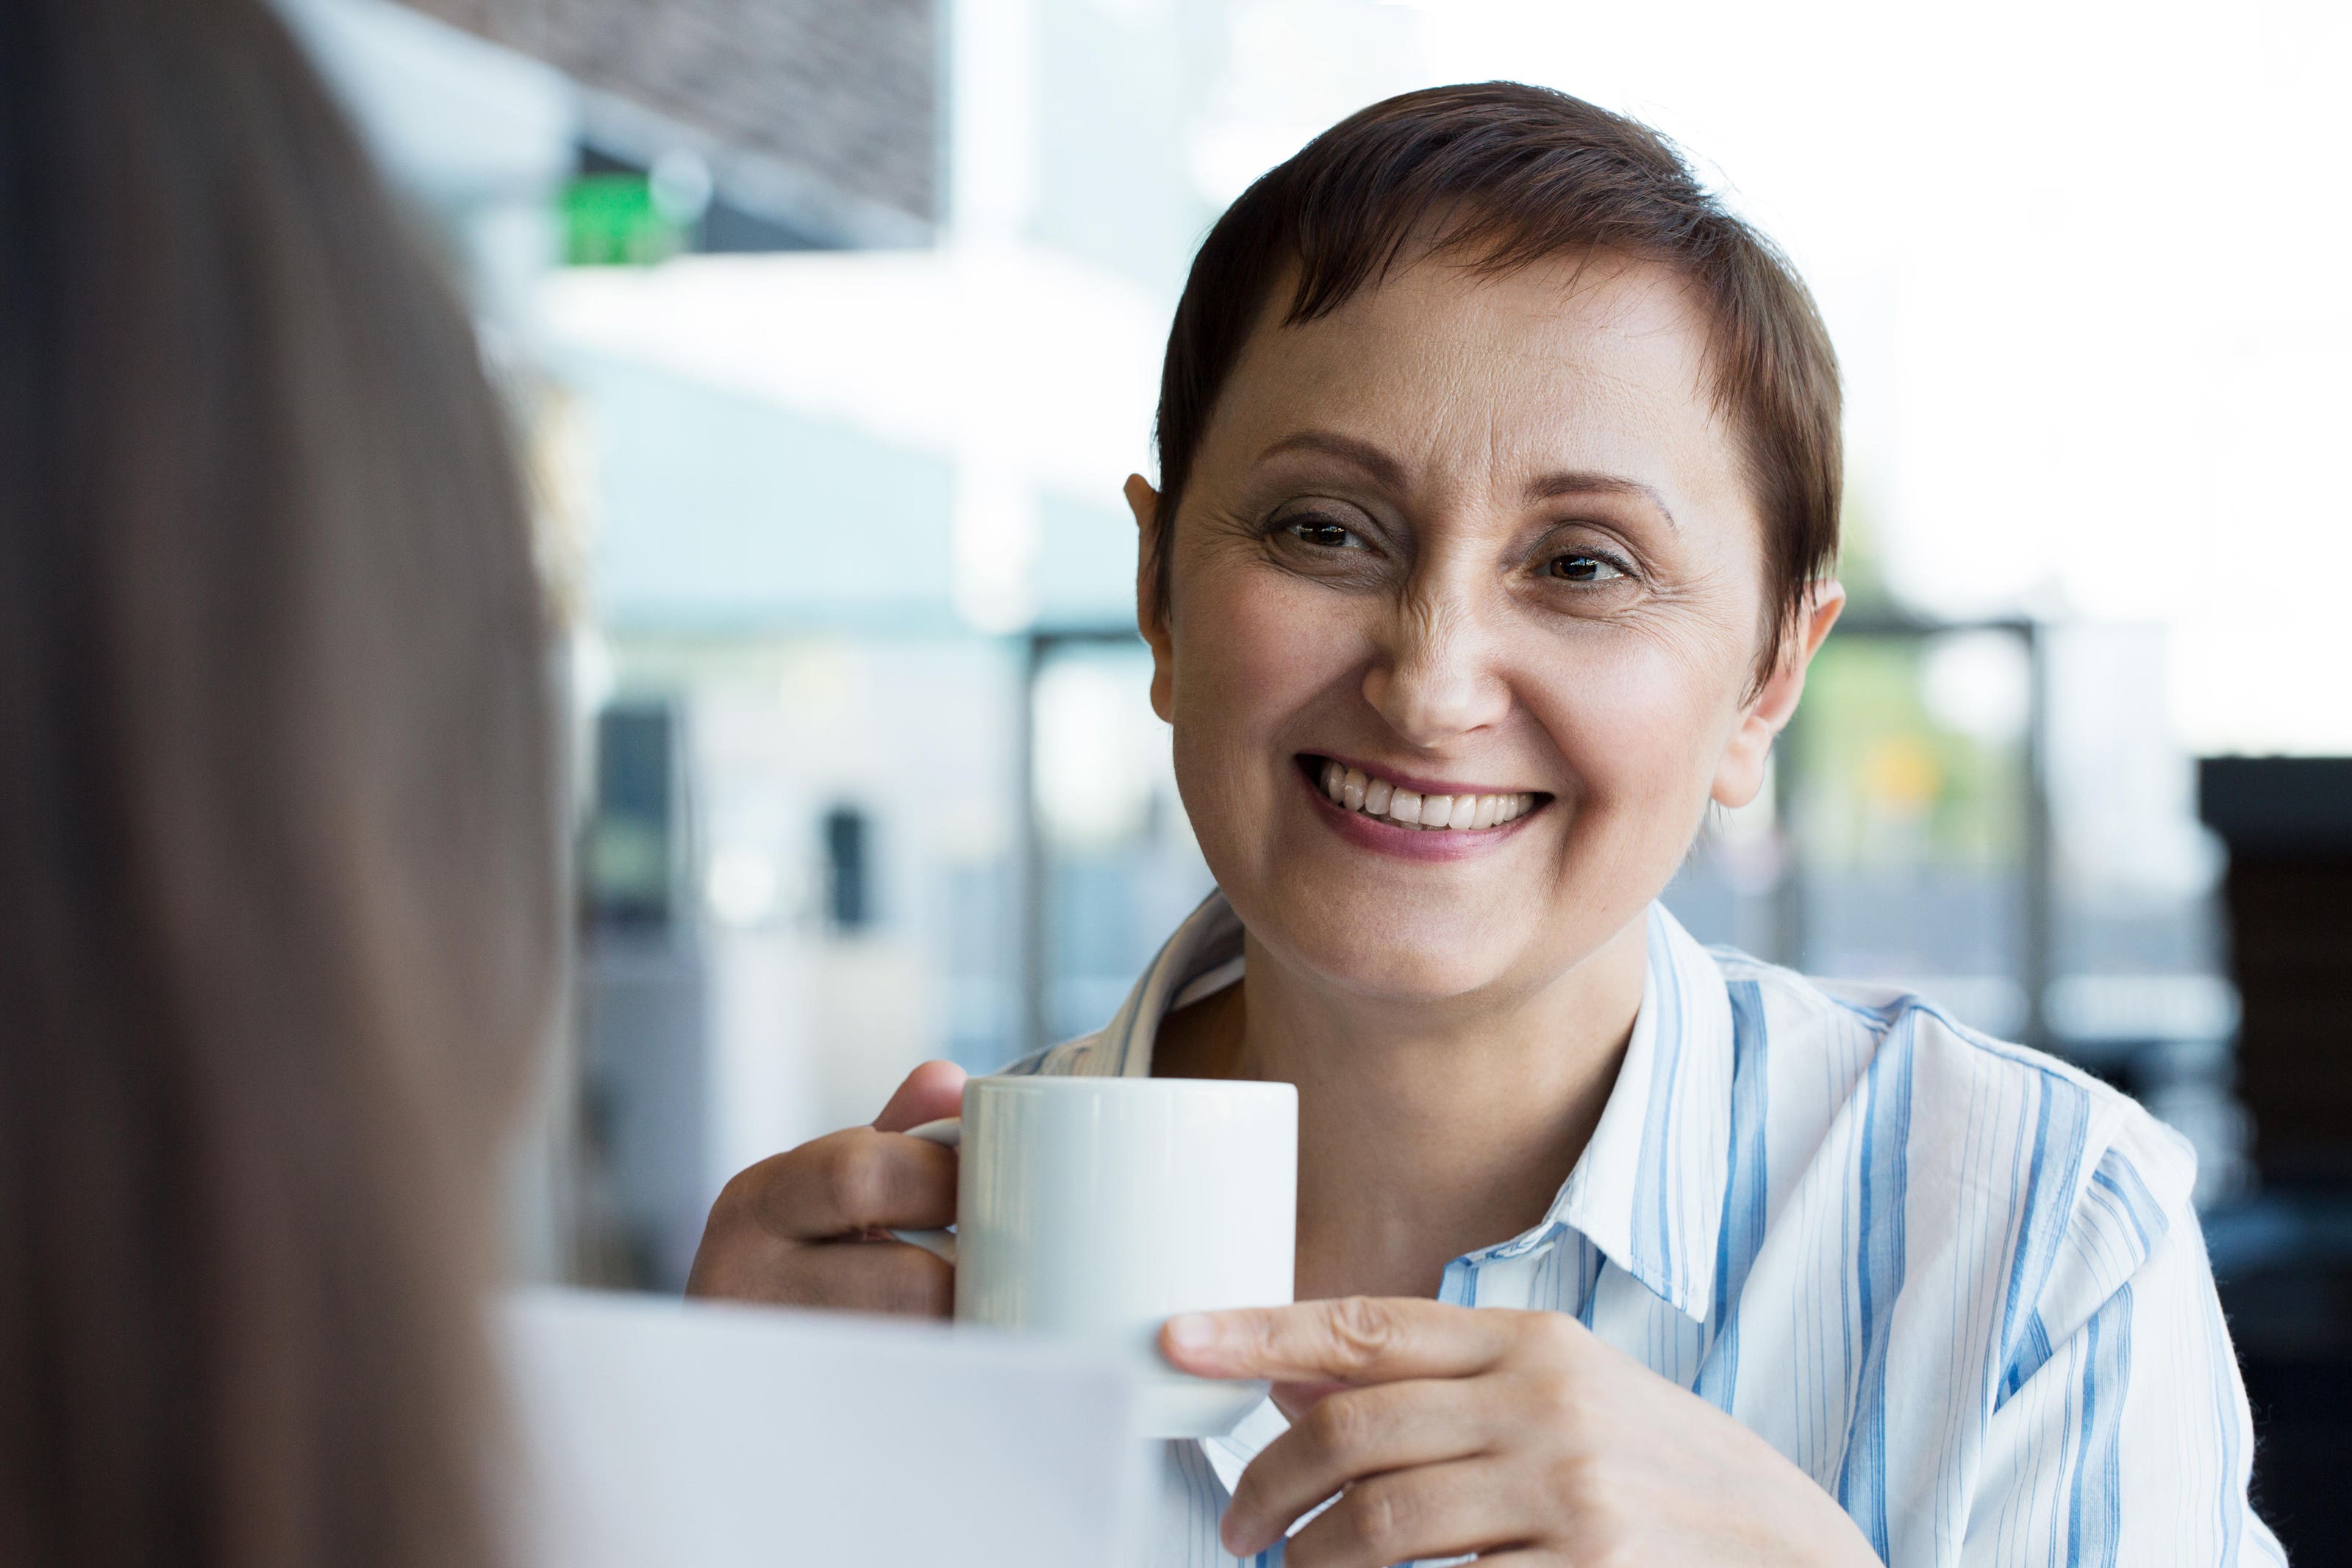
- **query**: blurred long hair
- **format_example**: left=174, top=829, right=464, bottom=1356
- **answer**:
left=0, top=0, right=559, bottom=1564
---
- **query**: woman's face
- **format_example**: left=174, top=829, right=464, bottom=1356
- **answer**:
left=1135, top=249, right=1837, bottom=1005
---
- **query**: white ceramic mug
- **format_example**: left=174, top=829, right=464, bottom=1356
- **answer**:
left=892, top=1074, right=1296, bottom=1439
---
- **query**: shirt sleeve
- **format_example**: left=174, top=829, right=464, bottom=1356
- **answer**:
left=1959, top=1112, right=2287, bottom=1567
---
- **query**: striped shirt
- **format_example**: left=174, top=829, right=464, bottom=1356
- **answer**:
left=1006, top=892, right=2283, bottom=1567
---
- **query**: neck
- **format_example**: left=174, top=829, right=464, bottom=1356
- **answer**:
left=1172, top=914, right=1649, bottom=1302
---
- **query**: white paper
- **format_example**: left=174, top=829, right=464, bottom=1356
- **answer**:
left=504, top=1288, right=1144, bottom=1567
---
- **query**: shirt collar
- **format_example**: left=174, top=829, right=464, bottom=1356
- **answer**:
left=1045, top=890, right=1735, bottom=1321
left=1058, top=891, right=1245, bottom=1078
left=1543, top=903, right=1734, bottom=1321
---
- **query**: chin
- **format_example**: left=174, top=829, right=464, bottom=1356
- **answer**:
left=1238, top=879, right=1536, bottom=1003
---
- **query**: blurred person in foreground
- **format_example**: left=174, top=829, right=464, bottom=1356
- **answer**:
left=695, top=85, right=2280, bottom=1565
left=0, top=0, right=558, bottom=1564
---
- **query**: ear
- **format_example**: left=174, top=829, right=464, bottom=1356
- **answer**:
left=1127, top=473, right=1175, bottom=723
left=1712, top=580, right=1845, bottom=810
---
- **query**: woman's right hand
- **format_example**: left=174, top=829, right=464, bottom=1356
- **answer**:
left=684, top=1059, right=966, bottom=1317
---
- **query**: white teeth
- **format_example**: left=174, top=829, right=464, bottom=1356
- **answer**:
left=1314, top=760, right=1538, bottom=831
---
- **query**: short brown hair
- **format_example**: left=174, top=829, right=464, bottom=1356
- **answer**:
left=1151, top=82, right=1841, bottom=678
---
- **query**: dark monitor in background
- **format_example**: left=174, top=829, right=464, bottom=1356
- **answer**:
left=587, top=702, right=682, bottom=934
left=823, top=803, right=873, bottom=932
left=2200, top=755, right=2352, bottom=1185
left=2198, top=753, right=2352, bottom=1558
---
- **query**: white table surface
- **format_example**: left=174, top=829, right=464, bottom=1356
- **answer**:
left=504, top=1288, right=1145, bottom=1567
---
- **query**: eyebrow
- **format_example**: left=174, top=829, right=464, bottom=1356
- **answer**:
left=1255, top=429, right=1679, bottom=529
left=1522, top=470, right=1679, bottom=529
left=1254, top=429, right=1407, bottom=489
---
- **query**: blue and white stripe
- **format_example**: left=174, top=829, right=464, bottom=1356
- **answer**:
left=1008, top=892, right=2283, bottom=1567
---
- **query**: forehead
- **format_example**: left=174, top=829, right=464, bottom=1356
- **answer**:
left=1207, top=251, right=1748, bottom=512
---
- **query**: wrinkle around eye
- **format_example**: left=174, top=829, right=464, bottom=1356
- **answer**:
left=1263, top=493, right=1393, bottom=557
left=1512, top=556, right=1651, bottom=621
left=1257, top=512, right=1401, bottom=590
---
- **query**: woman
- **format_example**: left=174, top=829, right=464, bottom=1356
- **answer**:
left=0, top=1, right=558, bottom=1564
left=691, top=85, right=2277, bottom=1565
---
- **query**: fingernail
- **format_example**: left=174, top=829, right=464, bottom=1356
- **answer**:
left=1164, top=1312, right=1218, bottom=1354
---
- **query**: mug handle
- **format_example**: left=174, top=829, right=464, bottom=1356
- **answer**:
left=886, top=1117, right=961, bottom=1264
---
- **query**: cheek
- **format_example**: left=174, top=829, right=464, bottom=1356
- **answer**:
left=1168, top=564, right=1353, bottom=751
left=1526, top=622, right=1748, bottom=814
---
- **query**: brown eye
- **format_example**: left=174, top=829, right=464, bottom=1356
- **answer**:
left=1548, top=552, right=1624, bottom=584
left=1288, top=520, right=1361, bottom=549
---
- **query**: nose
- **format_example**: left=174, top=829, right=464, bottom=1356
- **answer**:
left=1360, top=589, right=1512, bottom=750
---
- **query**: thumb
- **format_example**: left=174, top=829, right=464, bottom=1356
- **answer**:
left=872, top=1059, right=968, bottom=1133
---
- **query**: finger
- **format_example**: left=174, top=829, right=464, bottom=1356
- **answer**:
left=1268, top=1380, right=1352, bottom=1420
left=1220, top=1378, right=1496, bottom=1557
left=1275, top=1458, right=1529, bottom=1568
left=685, top=1223, right=954, bottom=1317
left=743, top=1127, right=958, bottom=1239
left=685, top=1214, right=791, bottom=1301
left=789, top=1238, right=954, bottom=1317
left=1163, top=1296, right=1522, bottom=1385
left=872, top=1060, right=968, bottom=1133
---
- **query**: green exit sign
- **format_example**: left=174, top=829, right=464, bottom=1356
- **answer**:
left=562, top=173, right=684, bottom=267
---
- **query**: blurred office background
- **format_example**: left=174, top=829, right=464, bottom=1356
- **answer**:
left=275, top=0, right=2348, bottom=1550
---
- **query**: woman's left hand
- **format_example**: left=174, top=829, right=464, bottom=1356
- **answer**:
left=1161, top=1297, right=1883, bottom=1567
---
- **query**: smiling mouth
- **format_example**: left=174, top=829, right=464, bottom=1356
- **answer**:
left=1300, top=755, right=1548, bottom=831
